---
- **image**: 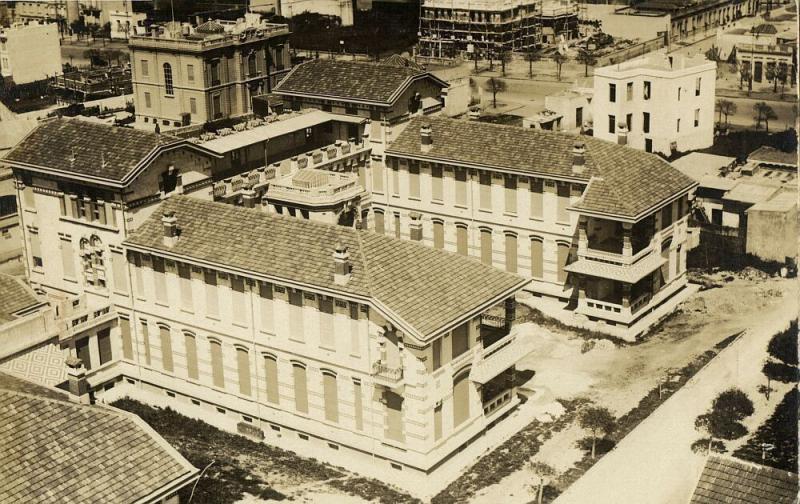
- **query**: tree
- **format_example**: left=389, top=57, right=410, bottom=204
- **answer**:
left=754, top=102, right=778, bottom=132
left=766, top=64, right=778, bottom=93
left=485, top=77, right=506, bottom=109
left=739, top=62, right=752, bottom=94
left=715, top=99, right=737, bottom=125
left=527, top=461, right=557, bottom=504
left=576, top=47, right=597, bottom=77
left=70, top=18, right=86, bottom=40
left=579, top=406, right=616, bottom=459
left=498, top=50, right=511, bottom=76
left=776, top=64, right=788, bottom=97
left=705, top=45, right=722, bottom=62
left=525, top=47, right=541, bottom=78
left=695, top=388, right=755, bottom=447
left=553, top=52, right=568, bottom=81
left=763, top=321, right=799, bottom=384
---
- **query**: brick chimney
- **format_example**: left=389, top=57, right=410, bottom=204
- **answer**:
left=420, top=123, right=433, bottom=153
left=333, top=242, right=351, bottom=285
left=409, top=212, right=423, bottom=241
left=617, top=123, right=628, bottom=146
left=572, top=141, right=586, bottom=175
left=66, top=356, right=90, bottom=405
left=162, top=210, right=179, bottom=247
left=241, top=188, right=257, bottom=208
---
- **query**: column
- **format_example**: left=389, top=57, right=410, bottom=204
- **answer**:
left=622, top=283, right=631, bottom=309
left=503, top=297, right=516, bottom=333
left=578, top=216, right=588, bottom=254
left=622, top=222, right=633, bottom=258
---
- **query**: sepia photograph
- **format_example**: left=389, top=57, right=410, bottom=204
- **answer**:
left=0, top=0, right=796, bottom=502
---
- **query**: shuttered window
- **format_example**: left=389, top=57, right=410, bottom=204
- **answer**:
left=353, top=380, right=363, bottom=430
left=141, top=321, right=151, bottom=365
left=236, top=347, right=252, bottom=396
left=159, top=325, right=173, bottom=372
left=205, top=270, right=218, bottom=317
left=530, top=179, right=543, bottom=219
left=557, top=184, right=570, bottom=223
left=557, top=242, right=570, bottom=283
left=322, top=371, right=339, bottom=423
left=385, top=391, right=404, bottom=442
left=391, top=161, right=399, bottom=196
left=111, top=250, right=127, bottom=293
left=288, top=290, right=304, bottom=341
left=76, top=337, right=91, bottom=370
left=505, top=233, right=518, bottom=273
left=120, top=316, right=133, bottom=360
left=319, top=297, right=334, bottom=348
left=133, top=253, right=144, bottom=297
left=434, top=403, right=443, bottom=441
left=178, top=263, right=192, bottom=311
left=432, top=338, right=442, bottom=370
left=293, top=363, right=308, bottom=413
left=456, top=225, right=468, bottom=256
left=210, top=339, right=224, bottom=388
left=29, top=230, right=42, bottom=268
left=374, top=210, right=385, bottom=234
left=531, top=238, right=544, bottom=278
left=61, top=238, right=75, bottom=279
left=480, top=229, right=492, bottom=265
left=152, top=257, right=168, bottom=304
left=409, top=163, right=420, bottom=199
left=184, top=333, right=198, bottom=380
left=453, top=371, right=470, bottom=427
left=504, top=176, right=517, bottom=214
left=431, top=165, right=443, bottom=201
left=231, top=277, right=246, bottom=323
left=479, top=172, right=492, bottom=210
left=264, top=355, right=279, bottom=404
left=433, top=221, right=444, bottom=249
left=259, top=282, right=274, bottom=333
left=451, top=322, right=469, bottom=358
left=455, top=168, right=467, bottom=206
left=372, top=162, right=384, bottom=192
left=349, top=302, right=360, bottom=357
left=97, top=328, right=112, bottom=365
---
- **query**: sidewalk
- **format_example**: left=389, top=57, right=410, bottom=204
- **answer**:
left=554, top=294, right=795, bottom=504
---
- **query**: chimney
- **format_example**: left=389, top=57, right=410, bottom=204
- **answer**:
left=409, top=212, right=423, bottom=241
left=420, top=123, right=433, bottom=153
left=468, top=106, right=481, bottom=121
left=572, top=141, right=586, bottom=175
left=617, top=123, right=628, bottom=146
left=162, top=210, right=179, bottom=247
left=66, top=356, right=90, bottom=404
left=333, top=242, right=351, bottom=285
left=241, top=188, right=257, bottom=208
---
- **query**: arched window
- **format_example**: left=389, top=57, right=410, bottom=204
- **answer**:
left=247, top=52, right=257, bottom=76
left=80, top=235, right=106, bottom=288
left=163, top=63, right=174, bottom=95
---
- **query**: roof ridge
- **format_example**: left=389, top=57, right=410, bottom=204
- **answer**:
left=353, top=229, right=375, bottom=299
left=709, top=453, right=800, bottom=478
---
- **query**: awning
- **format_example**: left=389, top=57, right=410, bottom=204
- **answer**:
left=564, top=252, right=666, bottom=284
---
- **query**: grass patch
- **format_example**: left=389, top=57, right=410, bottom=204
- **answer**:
left=515, top=303, right=625, bottom=345
left=733, top=388, right=798, bottom=473
left=431, top=398, right=587, bottom=504
left=328, top=477, right=422, bottom=504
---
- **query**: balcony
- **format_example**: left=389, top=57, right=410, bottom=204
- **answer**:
left=469, top=331, right=532, bottom=385
left=266, top=170, right=366, bottom=208
left=60, top=305, right=116, bottom=342
left=371, top=361, right=404, bottom=388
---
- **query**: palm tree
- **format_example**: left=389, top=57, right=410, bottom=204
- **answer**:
left=576, top=47, right=597, bottom=77
left=525, top=47, right=541, bottom=78
left=715, top=99, right=737, bottom=125
left=753, top=102, right=778, bottom=132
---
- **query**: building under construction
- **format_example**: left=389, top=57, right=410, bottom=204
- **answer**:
left=418, top=0, right=542, bottom=59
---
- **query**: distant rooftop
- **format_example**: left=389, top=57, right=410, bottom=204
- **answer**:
left=0, top=273, right=40, bottom=324
left=690, top=454, right=799, bottom=504
left=597, top=52, right=713, bottom=74
left=748, top=146, right=797, bottom=167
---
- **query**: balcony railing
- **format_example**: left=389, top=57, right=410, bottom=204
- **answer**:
left=371, top=361, right=403, bottom=387
left=61, top=305, right=116, bottom=341
left=580, top=244, right=653, bottom=266
left=470, top=332, right=529, bottom=384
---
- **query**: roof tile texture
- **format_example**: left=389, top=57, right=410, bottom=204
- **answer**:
left=124, top=197, right=526, bottom=337
left=690, top=455, right=799, bottom=504
left=0, top=273, right=39, bottom=323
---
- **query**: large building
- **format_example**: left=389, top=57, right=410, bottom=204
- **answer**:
left=418, top=0, right=542, bottom=59
left=129, top=13, right=291, bottom=129
left=592, top=53, right=716, bottom=156
left=0, top=21, right=62, bottom=85
left=378, top=116, right=697, bottom=340
left=279, top=0, right=355, bottom=26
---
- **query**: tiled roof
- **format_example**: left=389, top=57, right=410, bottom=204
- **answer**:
left=381, top=54, right=424, bottom=71
left=387, top=116, right=696, bottom=220
left=749, top=146, right=797, bottom=167
left=0, top=387, right=197, bottom=503
left=274, top=59, right=445, bottom=105
left=2, top=118, right=181, bottom=183
left=124, top=197, right=527, bottom=338
left=690, top=455, right=799, bottom=504
left=0, top=273, right=39, bottom=323
left=752, top=23, right=778, bottom=35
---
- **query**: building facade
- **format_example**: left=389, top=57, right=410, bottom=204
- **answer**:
left=0, top=169, right=22, bottom=264
left=129, top=14, right=291, bottom=129
left=0, top=22, right=62, bottom=85
left=592, top=53, right=716, bottom=156
left=376, top=116, right=697, bottom=340
left=279, top=0, right=355, bottom=27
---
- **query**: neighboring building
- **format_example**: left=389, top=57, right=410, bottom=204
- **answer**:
left=418, top=0, right=541, bottom=59
left=539, top=0, right=579, bottom=44
left=0, top=22, right=62, bottom=85
left=746, top=191, right=797, bottom=263
left=689, top=454, right=799, bottom=504
left=110, top=8, right=147, bottom=40
left=12, top=1, right=67, bottom=25
left=717, top=24, right=798, bottom=90
left=0, top=372, right=199, bottom=504
left=0, top=272, right=56, bottom=363
left=279, top=0, right=355, bottom=27
left=0, top=168, right=22, bottom=263
left=129, top=13, right=291, bottom=129
left=544, top=89, right=592, bottom=133
left=381, top=116, right=697, bottom=340
left=523, top=109, right=564, bottom=130
left=592, top=53, right=716, bottom=155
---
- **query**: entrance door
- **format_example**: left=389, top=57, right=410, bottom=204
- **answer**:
left=385, top=391, right=404, bottom=442
left=645, top=138, right=653, bottom=153
left=576, top=107, right=583, bottom=127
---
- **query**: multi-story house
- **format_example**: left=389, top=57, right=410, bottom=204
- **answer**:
left=0, top=21, right=62, bottom=85
left=0, top=169, right=22, bottom=263
left=129, top=13, right=291, bottom=129
left=592, top=53, right=716, bottom=156
left=373, top=116, right=697, bottom=340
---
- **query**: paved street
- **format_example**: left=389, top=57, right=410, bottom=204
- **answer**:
left=554, top=292, right=796, bottom=504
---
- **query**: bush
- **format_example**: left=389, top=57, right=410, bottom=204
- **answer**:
left=734, top=388, right=798, bottom=472
left=763, top=361, right=799, bottom=383
left=767, top=320, right=798, bottom=366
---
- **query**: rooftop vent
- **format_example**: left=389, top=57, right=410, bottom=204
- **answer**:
left=572, top=141, right=586, bottom=175
left=333, top=242, right=351, bottom=285
left=420, top=123, right=433, bottom=153
left=162, top=210, right=179, bottom=247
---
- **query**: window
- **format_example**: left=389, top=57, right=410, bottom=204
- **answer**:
left=210, top=339, right=224, bottom=388
left=141, top=320, right=151, bottom=365
left=345, top=104, right=358, bottom=115
left=231, top=277, right=246, bottom=323
left=456, top=224, right=468, bottom=256
left=353, top=380, right=363, bottom=430
left=111, top=249, right=127, bottom=293
left=79, top=235, right=105, bottom=287
left=409, top=163, right=420, bottom=199
left=178, top=263, right=192, bottom=311
left=120, top=316, right=133, bottom=360
left=556, top=183, right=570, bottom=223
left=374, top=210, right=385, bottom=234
left=184, top=332, right=198, bottom=380
left=152, top=256, right=167, bottom=303
left=530, top=238, right=544, bottom=278
left=433, top=220, right=444, bottom=249
left=140, top=59, right=149, bottom=77
left=394, top=213, right=401, bottom=239
left=210, top=60, right=220, bottom=85
left=677, top=86, right=681, bottom=101
left=576, top=106, right=583, bottom=127
left=608, top=115, right=616, bottom=134
left=61, top=238, right=75, bottom=279
left=432, top=338, right=442, bottom=370
left=322, top=371, right=339, bottom=423
left=98, top=328, right=112, bottom=366
left=288, top=290, right=304, bottom=341
left=163, top=63, right=173, bottom=96
left=187, top=64, right=194, bottom=82
left=237, top=347, right=252, bottom=396
left=264, top=355, right=279, bottom=404
left=189, top=97, right=197, bottom=114
left=434, top=403, right=443, bottom=441
left=247, top=52, right=257, bottom=76
left=76, top=337, right=91, bottom=370
left=480, top=228, right=492, bottom=265
left=391, top=159, right=399, bottom=196
left=695, top=77, right=701, bottom=96
left=643, top=81, right=651, bottom=100
left=349, top=302, right=360, bottom=357
left=504, top=176, right=517, bottom=214
left=451, top=322, right=469, bottom=358
left=431, top=165, right=443, bottom=201
left=645, top=138, right=653, bottom=153
left=158, top=325, right=173, bottom=372
left=609, top=83, right=616, bottom=102
left=626, top=113, right=632, bottom=132
left=453, top=371, right=470, bottom=427
left=676, top=118, right=681, bottom=133
left=204, top=270, right=219, bottom=317
left=372, top=161, right=384, bottom=193
left=455, top=168, right=467, bottom=206
left=556, top=242, right=570, bottom=283
left=385, top=391, right=404, bottom=442
left=626, top=81, right=633, bottom=101
left=479, top=171, right=492, bottom=210
left=259, top=282, right=274, bottom=333
left=132, top=253, right=144, bottom=297
left=319, top=296, right=334, bottom=349
left=0, top=195, right=16, bottom=217
left=292, top=363, right=309, bottom=413
left=212, top=94, right=222, bottom=119
left=505, top=233, right=518, bottom=273
left=643, top=112, right=650, bottom=133
left=529, top=178, right=543, bottom=219
left=694, top=109, right=700, bottom=127
left=661, top=202, right=673, bottom=228
left=144, top=92, right=151, bottom=108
